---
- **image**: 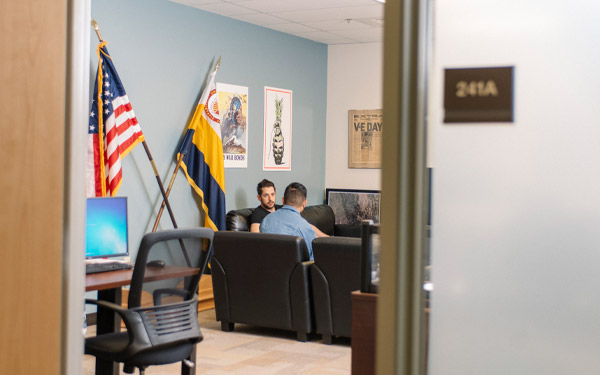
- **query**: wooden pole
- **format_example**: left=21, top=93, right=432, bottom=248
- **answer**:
left=141, top=142, right=191, bottom=266
left=152, top=153, right=184, bottom=232
left=151, top=57, right=222, bottom=232
left=91, top=19, right=191, bottom=266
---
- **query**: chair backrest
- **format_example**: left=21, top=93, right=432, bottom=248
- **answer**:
left=128, top=227, right=214, bottom=309
left=212, top=231, right=311, bottom=329
left=225, top=204, right=337, bottom=235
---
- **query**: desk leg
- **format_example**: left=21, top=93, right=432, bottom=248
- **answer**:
left=95, top=288, right=122, bottom=375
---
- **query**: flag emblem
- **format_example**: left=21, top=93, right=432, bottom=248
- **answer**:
left=205, top=89, right=220, bottom=123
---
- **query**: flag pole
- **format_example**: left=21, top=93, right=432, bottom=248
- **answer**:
left=91, top=19, right=191, bottom=266
left=151, top=57, right=222, bottom=232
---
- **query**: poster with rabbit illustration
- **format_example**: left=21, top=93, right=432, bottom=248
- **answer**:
left=263, top=87, right=292, bottom=171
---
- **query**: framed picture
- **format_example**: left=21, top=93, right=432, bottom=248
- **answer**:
left=217, top=83, right=248, bottom=168
left=263, top=87, right=292, bottom=171
left=348, top=109, right=383, bottom=168
left=325, top=188, right=381, bottom=225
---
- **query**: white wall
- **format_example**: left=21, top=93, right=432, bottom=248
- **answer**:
left=326, top=43, right=383, bottom=192
left=429, top=0, right=600, bottom=373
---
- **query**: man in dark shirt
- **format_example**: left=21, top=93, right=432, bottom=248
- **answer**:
left=249, top=179, right=282, bottom=232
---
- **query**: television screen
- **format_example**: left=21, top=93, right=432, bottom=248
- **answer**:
left=85, top=197, right=129, bottom=259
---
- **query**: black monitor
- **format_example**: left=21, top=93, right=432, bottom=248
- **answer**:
left=361, top=220, right=380, bottom=293
left=85, top=197, right=129, bottom=259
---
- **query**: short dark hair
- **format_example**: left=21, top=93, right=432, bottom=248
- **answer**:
left=283, top=182, right=307, bottom=207
left=257, top=179, right=275, bottom=195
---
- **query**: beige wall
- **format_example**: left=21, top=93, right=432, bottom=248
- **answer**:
left=325, top=43, right=383, bottom=191
left=0, top=0, right=67, bottom=373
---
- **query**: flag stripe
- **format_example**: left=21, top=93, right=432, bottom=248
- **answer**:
left=86, top=43, right=144, bottom=197
left=180, top=135, right=227, bottom=230
left=177, top=70, right=226, bottom=230
left=190, top=104, right=225, bottom=190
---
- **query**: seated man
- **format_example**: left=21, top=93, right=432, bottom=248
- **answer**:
left=249, top=179, right=282, bottom=232
left=260, top=182, right=326, bottom=260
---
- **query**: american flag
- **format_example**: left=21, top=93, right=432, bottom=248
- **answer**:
left=87, top=43, right=144, bottom=197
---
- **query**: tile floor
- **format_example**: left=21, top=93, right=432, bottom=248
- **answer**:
left=83, top=309, right=351, bottom=374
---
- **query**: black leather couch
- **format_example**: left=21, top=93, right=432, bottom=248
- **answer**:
left=211, top=231, right=313, bottom=341
left=213, top=204, right=362, bottom=343
left=226, top=204, right=361, bottom=237
left=311, top=236, right=362, bottom=344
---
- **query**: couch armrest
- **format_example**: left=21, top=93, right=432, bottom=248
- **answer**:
left=310, top=264, right=333, bottom=338
left=290, top=260, right=314, bottom=336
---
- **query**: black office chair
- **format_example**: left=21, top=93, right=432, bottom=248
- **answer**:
left=85, top=228, right=214, bottom=374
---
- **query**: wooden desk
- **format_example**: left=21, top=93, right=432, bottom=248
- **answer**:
left=350, top=292, right=431, bottom=375
left=351, top=291, right=377, bottom=375
left=86, top=265, right=200, bottom=375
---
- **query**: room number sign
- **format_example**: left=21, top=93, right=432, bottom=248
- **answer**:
left=444, top=66, right=514, bottom=123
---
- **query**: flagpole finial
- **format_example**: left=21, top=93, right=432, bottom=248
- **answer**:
left=214, top=56, right=222, bottom=73
left=91, top=19, right=104, bottom=42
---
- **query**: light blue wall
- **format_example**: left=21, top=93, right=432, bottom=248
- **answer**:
left=91, top=0, right=328, bottom=255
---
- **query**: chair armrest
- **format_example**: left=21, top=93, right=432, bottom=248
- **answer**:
left=85, top=298, right=127, bottom=315
left=85, top=298, right=137, bottom=328
left=85, top=298, right=154, bottom=354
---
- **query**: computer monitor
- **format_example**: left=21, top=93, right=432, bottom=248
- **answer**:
left=85, top=197, right=129, bottom=259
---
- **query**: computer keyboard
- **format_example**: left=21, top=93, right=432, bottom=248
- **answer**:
left=86, top=261, right=133, bottom=274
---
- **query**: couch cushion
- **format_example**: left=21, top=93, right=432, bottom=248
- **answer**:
left=333, top=224, right=362, bottom=238
left=226, top=208, right=254, bottom=231
left=301, top=204, right=335, bottom=236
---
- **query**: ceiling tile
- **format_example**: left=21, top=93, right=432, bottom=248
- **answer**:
left=266, top=23, right=319, bottom=34
left=272, top=5, right=383, bottom=23
left=192, top=2, right=258, bottom=16
left=229, top=0, right=377, bottom=13
left=303, top=19, right=372, bottom=32
left=170, top=0, right=222, bottom=6
left=231, top=13, right=290, bottom=25
left=169, top=0, right=384, bottom=45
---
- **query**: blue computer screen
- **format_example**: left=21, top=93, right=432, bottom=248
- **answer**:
left=85, top=197, right=129, bottom=259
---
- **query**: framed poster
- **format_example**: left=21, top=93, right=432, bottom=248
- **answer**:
left=348, top=109, right=383, bottom=169
left=217, top=83, right=248, bottom=168
left=325, top=188, right=381, bottom=225
left=263, top=87, right=292, bottom=171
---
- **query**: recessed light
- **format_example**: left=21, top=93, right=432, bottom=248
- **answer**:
left=374, top=0, right=386, bottom=4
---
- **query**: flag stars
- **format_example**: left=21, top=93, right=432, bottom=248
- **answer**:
left=90, top=111, right=95, bottom=118
left=89, top=125, right=95, bottom=131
